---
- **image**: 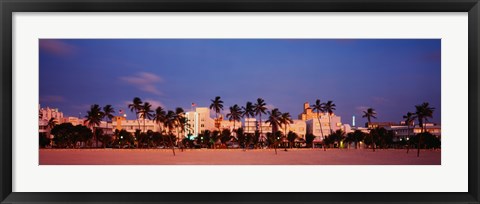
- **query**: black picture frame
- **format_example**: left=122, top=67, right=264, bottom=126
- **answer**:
left=1, top=0, right=479, bottom=203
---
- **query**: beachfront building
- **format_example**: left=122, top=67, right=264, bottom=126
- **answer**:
left=39, top=105, right=64, bottom=123
left=385, top=123, right=441, bottom=142
left=298, top=102, right=344, bottom=139
left=298, top=102, right=321, bottom=121
left=305, top=116, right=342, bottom=141
left=220, top=119, right=242, bottom=133
left=38, top=119, right=48, bottom=134
left=241, top=118, right=272, bottom=134
left=111, top=116, right=160, bottom=134
left=242, top=118, right=306, bottom=139
left=244, top=118, right=257, bottom=134
left=62, top=116, right=84, bottom=126
left=184, top=107, right=215, bottom=138
left=283, top=120, right=307, bottom=139
left=39, top=105, right=65, bottom=136
left=298, top=102, right=346, bottom=142
left=351, top=126, right=370, bottom=134
left=365, top=122, right=398, bottom=129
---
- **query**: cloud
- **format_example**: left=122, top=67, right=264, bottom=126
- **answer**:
left=119, top=72, right=163, bottom=95
left=39, top=39, right=76, bottom=56
left=40, top=95, right=66, bottom=103
left=144, top=99, right=166, bottom=109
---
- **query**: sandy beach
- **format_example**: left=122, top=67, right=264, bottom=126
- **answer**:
left=39, top=148, right=441, bottom=165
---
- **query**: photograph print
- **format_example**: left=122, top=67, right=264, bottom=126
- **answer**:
left=39, top=39, right=441, bottom=165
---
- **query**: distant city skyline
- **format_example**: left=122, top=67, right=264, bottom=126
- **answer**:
left=39, top=39, right=441, bottom=125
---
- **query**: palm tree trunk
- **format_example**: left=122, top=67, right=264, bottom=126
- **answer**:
left=177, top=128, right=183, bottom=152
left=244, top=117, right=248, bottom=151
left=215, top=113, right=219, bottom=131
left=328, top=115, right=332, bottom=135
left=94, top=126, right=99, bottom=148
left=259, top=114, right=262, bottom=149
left=136, top=112, right=141, bottom=131
left=373, top=138, right=376, bottom=152
left=169, top=133, right=176, bottom=156
left=316, top=112, right=325, bottom=151
left=417, top=125, right=423, bottom=157
left=246, top=116, right=249, bottom=135
left=368, top=118, right=375, bottom=152
left=104, top=122, right=109, bottom=149
left=274, top=143, right=277, bottom=154
left=406, top=125, right=410, bottom=154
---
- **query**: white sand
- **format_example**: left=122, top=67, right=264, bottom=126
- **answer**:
left=39, top=148, right=440, bottom=165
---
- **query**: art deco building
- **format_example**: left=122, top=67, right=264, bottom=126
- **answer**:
left=298, top=102, right=344, bottom=142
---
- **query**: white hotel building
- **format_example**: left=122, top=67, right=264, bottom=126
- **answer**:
left=243, top=118, right=307, bottom=139
left=184, top=107, right=245, bottom=138
left=385, top=123, right=441, bottom=142
left=184, top=107, right=215, bottom=138
left=298, top=102, right=351, bottom=142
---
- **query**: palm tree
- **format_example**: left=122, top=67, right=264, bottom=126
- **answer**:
left=351, top=130, right=366, bottom=149
left=415, top=102, right=435, bottom=157
left=128, top=97, right=143, bottom=131
left=154, top=106, right=167, bottom=133
left=311, top=99, right=326, bottom=139
left=226, top=104, right=243, bottom=132
left=403, top=112, right=417, bottom=154
left=323, top=101, right=336, bottom=135
left=253, top=98, right=268, bottom=146
left=266, top=108, right=282, bottom=154
left=139, top=102, right=154, bottom=133
left=280, top=112, right=293, bottom=151
left=280, top=112, right=293, bottom=136
left=287, top=131, right=298, bottom=149
left=209, top=96, right=224, bottom=130
left=242, top=101, right=255, bottom=135
left=85, top=104, right=103, bottom=148
left=102, top=105, right=115, bottom=136
left=46, top=118, right=57, bottom=142
left=328, top=129, right=346, bottom=148
left=174, top=107, right=186, bottom=151
left=164, top=110, right=177, bottom=156
left=311, top=99, right=326, bottom=150
left=362, top=108, right=377, bottom=152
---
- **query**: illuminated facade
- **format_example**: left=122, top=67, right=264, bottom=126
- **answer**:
left=242, top=118, right=306, bottom=138
left=306, top=116, right=343, bottom=142
left=39, top=105, right=64, bottom=123
left=298, top=102, right=344, bottom=141
left=39, top=104, right=64, bottom=136
left=385, top=123, right=441, bottom=142
left=298, top=102, right=325, bottom=121
left=185, top=107, right=215, bottom=138
left=111, top=116, right=159, bottom=134
left=283, top=120, right=307, bottom=139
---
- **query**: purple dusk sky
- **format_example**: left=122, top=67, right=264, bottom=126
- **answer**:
left=39, top=39, right=441, bottom=126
